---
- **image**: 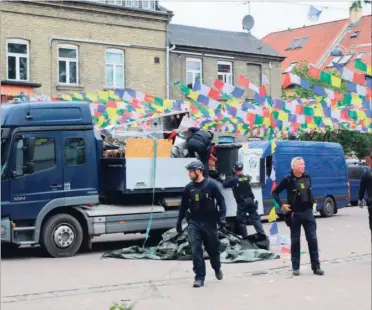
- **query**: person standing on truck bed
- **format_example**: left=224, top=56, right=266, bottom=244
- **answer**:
left=272, top=157, right=324, bottom=276
left=358, top=152, right=372, bottom=241
left=186, top=127, right=214, bottom=176
left=176, top=160, right=227, bottom=288
left=220, top=162, right=266, bottom=238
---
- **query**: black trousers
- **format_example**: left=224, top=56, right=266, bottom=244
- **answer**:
left=188, top=220, right=221, bottom=281
left=236, top=200, right=265, bottom=237
left=187, top=140, right=211, bottom=176
left=367, top=200, right=372, bottom=242
left=290, top=209, right=320, bottom=271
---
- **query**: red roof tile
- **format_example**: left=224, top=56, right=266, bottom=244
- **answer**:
left=261, top=15, right=371, bottom=73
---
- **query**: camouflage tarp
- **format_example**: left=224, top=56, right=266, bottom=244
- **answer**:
left=102, top=226, right=280, bottom=263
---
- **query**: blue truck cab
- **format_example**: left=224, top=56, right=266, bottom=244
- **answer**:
left=1, top=101, right=201, bottom=257
left=237, top=140, right=350, bottom=217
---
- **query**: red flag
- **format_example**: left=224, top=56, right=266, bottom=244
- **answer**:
left=308, top=66, right=320, bottom=79
left=213, top=79, right=224, bottom=91
left=237, top=75, right=250, bottom=88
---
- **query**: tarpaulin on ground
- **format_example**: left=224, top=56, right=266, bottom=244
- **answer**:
left=102, top=227, right=280, bottom=263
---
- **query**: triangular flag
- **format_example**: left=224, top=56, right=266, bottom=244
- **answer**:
left=271, top=180, right=277, bottom=193
left=268, top=207, right=276, bottom=222
left=271, top=140, right=277, bottom=154
left=269, top=222, right=279, bottom=236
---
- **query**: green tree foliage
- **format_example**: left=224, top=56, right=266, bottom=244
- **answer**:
left=283, top=62, right=372, bottom=159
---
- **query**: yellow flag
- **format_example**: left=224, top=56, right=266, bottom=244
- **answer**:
left=268, top=207, right=276, bottom=222
left=271, top=140, right=277, bottom=154
left=331, top=75, right=341, bottom=88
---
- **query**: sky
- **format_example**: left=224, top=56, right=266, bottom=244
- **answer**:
left=160, top=1, right=372, bottom=38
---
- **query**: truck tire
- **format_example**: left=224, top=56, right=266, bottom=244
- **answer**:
left=320, top=197, right=335, bottom=218
left=40, top=214, right=83, bottom=258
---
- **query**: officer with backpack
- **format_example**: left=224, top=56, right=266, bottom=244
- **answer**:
left=176, top=160, right=226, bottom=288
left=221, top=162, right=266, bottom=238
left=272, top=157, right=324, bottom=276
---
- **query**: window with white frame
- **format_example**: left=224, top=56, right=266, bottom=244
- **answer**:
left=58, top=45, right=78, bottom=85
left=186, top=58, right=202, bottom=86
left=7, top=39, right=29, bottom=81
left=126, top=0, right=140, bottom=8
left=105, top=49, right=124, bottom=88
left=141, top=0, right=155, bottom=10
left=327, top=54, right=353, bottom=67
left=217, top=61, right=233, bottom=84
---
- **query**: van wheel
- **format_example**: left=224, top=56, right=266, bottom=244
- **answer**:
left=320, top=197, right=335, bottom=217
left=41, top=214, right=83, bottom=258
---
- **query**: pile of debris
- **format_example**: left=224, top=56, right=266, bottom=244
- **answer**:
left=102, top=227, right=280, bottom=263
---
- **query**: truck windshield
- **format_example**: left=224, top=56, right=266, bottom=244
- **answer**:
left=1, top=129, right=10, bottom=178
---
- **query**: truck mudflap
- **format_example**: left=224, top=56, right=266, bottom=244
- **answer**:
left=1, top=217, right=12, bottom=242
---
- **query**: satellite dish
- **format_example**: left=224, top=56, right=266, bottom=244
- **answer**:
left=242, top=14, right=255, bottom=32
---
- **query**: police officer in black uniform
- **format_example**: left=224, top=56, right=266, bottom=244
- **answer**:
left=358, top=152, right=372, bottom=241
left=176, top=160, right=227, bottom=288
left=272, top=157, right=324, bottom=276
left=186, top=127, right=214, bottom=176
left=221, top=162, right=265, bottom=238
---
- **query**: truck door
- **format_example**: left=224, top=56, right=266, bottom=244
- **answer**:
left=240, top=146, right=264, bottom=215
left=61, top=132, right=98, bottom=198
left=9, top=133, right=64, bottom=220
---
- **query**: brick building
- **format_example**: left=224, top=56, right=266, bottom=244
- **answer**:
left=1, top=0, right=284, bottom=103
left=168, top=24, right=285, bottom=100
left=1, top=0, right=172, bottom=100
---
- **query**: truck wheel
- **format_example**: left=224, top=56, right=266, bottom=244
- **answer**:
left=40, top=214, right=83, bottom=258
left=320, top=197, right=335, bottom=218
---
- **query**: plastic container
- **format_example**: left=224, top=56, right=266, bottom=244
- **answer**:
left=217, top=136, right=235, bottom=144
left=214, top=143, right=242, bottom=177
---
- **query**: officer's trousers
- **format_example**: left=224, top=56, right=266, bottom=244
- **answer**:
left=367, top=199, right=372, bottom=242
left=290, top=209, right=320, bottom=271
left=237, top=200, right=265, bottom=238
left=188, top=220, right=221, bottom=281
left=187, top=140, right=211, bottom=176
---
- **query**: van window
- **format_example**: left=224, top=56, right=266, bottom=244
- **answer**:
left=64, top=138, right=86, bottom=165
left=266, top=156, right=272, bottom=178
left=348, top=167, right=365, bottom=179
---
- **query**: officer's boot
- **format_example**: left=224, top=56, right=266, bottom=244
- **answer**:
left=313, top=265, right=325, bottom=276
left=215, top=269, right=223, bottom=280
left=193, top=279, right=204, bottom=288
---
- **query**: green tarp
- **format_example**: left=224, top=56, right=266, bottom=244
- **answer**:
left=102, top=226, right=280, bottom=263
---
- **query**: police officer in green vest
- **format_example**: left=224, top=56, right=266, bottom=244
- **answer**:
left=221, top=162, right=265, bottom=238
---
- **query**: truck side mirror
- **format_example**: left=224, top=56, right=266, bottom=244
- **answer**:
left=23, top=137, right=35, bottom=162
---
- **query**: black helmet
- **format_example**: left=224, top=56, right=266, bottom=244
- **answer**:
left=185, top=160, right=204, bottom=171
left=233, top=162, right=243, bottom=171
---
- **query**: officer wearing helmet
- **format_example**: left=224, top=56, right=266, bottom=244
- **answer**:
left=176, top=160, right=227, bottom=288
left=221, top=161, right=265, bottom=238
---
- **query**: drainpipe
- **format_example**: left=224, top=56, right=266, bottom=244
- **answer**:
left=166, top=41, right=176, bottom=99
